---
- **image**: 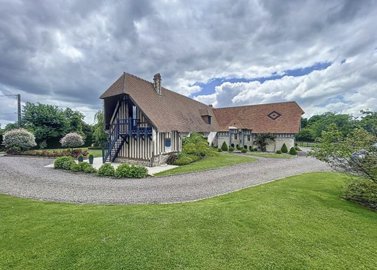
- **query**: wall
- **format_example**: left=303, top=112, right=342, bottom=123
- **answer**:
left=266, top=134, right=295, bottom=152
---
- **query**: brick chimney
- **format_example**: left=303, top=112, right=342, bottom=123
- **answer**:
left=153, top=73, right=161, bottom=95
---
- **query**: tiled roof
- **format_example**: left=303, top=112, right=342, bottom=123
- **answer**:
left=100, top=73, right=219, bottom=133
left=213, top=102, right=304, bottom=133
left=100, top=73, right=304, bottom=134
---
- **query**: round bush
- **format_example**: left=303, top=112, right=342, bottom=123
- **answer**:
left=115, top=164, right=148, bottom=178
left=54, top=156, right=75, bottom=170
left=3, top=128, right=37, bottom=153
left=241, top=149, right=247, bottom=153
left=60, top=132, right=84, bottom=148
left=289, top=147, right=297, bottom=155
left=98, top=163, right=115, bottom=177
left=276, top=150, right=282, bottom=154
left=228, top=146, right=234, bottom=152
left=281, top=143, right=288, bottom=153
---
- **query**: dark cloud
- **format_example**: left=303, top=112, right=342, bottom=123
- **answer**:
left=0, top=0, right=376, bottom=125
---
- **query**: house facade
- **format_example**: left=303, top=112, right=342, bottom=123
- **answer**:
left=100, top=73, right=304, bottom=166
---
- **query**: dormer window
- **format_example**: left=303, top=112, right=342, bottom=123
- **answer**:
left=208, top=116, right=212, bottom=124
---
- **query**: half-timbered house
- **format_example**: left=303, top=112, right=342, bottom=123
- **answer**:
left=100, top=73, right=304, bottom=166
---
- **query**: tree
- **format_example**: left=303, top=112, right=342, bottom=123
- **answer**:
left=254, top=133, right=275, bottom=152
left=64, top=108, right=84, bottom=135
left=22, top=102, right=68, bottom=147
left=310, top=124, right=377, bottom=183
left=93, top=111, right=107, bottom=147
left=359, top=110, right=377, bottom=136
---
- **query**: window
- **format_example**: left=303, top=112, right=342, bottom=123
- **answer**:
left=234, top=134, right=238, bottom=140
left=132, top=105, right=137, bottom=118
left=247, top=135, right=251, bottom=141
left=164, top=138, right=171, bottom=152
left=208, top=116, right=212, bottom=124
left=165, top=138, right=171, bottom=147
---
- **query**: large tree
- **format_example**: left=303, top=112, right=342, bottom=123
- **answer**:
left=22, top=102, right=68, bottom=146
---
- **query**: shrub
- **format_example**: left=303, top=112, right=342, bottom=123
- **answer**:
left=114, top=163, right=148, bottom=178
left=39, top=140, right=47, bottom=149
left=244, top=145, right=248, bottom=149
left=70, top=162, right=96, bottom=173
left=60, top=132, right=84, bottom=148
left=127, top=165, right=148, bottom=178
left=228, top=146, right=234, bottom=152
left=289, top=147, right=297, bottom=155
left=166, top=154, right=178, bottom=165
left=249, top=146, right=253, bottom=152
left=276, top=150, right=282, bottom=154
left=174, top=153, right=199, bottom=165
left=3, top=128, right=37, bottom=153
left=221, top=142, right=228, bottom=151
left=182, top=133, right=216, bottom=157
left=54, top=156, right=75, bottom=170
left=281, top=143, right=288, bottom=153
left=236, top=144, right=241, bottom=150
left=78, top=155, right=84, bottom=162
left=98, top=163, right=115, bottom=177
left=241, top=149, right=247, bottom=153
left=114, top=164, right=130, bottom=178
left=344, top=179, right=377, bottom=210
left=217, top=148, right=222, bottom=152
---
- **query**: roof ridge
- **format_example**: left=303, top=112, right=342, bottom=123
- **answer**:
left=125, top=72, right=211, bottom=108
left=214, top=101, right=299, bottom=110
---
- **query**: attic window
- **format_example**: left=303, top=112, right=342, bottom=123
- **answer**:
left=208, top=116, right=212, bottom=124
left=268, top=111, right=281, bottom=120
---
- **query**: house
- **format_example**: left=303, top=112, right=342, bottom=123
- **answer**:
left=100, top=73, right=304, bottom=166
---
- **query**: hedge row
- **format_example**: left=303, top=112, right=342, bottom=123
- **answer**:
left=53, top=156, right=148, bottom=178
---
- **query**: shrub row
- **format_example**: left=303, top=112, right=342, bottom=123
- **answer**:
left=54, top=157, right=148, bottom=178
left=23, top=149, right=89, bottom=158
left=344, top=179, right=377, bottom=210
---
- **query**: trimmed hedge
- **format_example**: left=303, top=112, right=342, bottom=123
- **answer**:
left=281, top=143, right=288, bottom=153
left=54, top=156, right=75, bottom=170
left=228, top=147, right=234, bottom=152
left=276, top=150, right=282, bottom=154
left=289, top=147, right=297, bottom=155
left=241, top=149, right=247, bottom=153
left=98, top=163, right=115, bottom=177
left=115, top=164, right=148, bottom=178
left=221, top=142, right=228, bottom=151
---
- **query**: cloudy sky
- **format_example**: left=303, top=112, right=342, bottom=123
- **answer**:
left=0, top=0, right=376, bottom=125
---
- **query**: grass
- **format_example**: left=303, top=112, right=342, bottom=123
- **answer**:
left=155, top=152, right=256, bottom=176
left=0, top=172, right=376, bottom=269
left=247, top=151, right=295, bottom=159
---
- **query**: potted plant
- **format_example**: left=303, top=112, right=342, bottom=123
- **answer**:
left=88, top=154, right=94, bottom=165
left=78, top=155, right=84, bottom=163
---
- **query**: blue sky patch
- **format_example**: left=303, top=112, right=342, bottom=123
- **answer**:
left=192, top=62, right=332, bottom=97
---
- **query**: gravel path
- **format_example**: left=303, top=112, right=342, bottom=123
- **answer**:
left=0, top=156, right=330, bottom=204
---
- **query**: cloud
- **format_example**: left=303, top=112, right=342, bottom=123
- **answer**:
left=0, top=0, right=376, bottom=125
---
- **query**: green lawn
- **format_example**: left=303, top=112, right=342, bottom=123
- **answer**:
left=1, top=172, right=376, bottom=269
left=247, top=152, right=295, bottom=159
left=155, top=152, right=256, bottom=176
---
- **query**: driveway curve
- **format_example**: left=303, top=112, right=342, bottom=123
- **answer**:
left=0, top=156, right=330, bottom=204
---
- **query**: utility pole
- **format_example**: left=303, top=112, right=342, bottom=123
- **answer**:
left=17, top=94, right=21, bottom=127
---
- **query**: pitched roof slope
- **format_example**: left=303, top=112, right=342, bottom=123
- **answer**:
left=213, top=102, right=304, bottom=133
left=100, top=73, right=219, bottom=133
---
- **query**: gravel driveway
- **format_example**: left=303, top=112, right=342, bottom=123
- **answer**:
left=0, top=156, right=330, bottom=204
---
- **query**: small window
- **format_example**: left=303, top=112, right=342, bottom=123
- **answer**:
left=247, top=135, right=251, bottom=141
left=132, top=105, right=137, bottom=118
left=165, top=138, right=171, bottom=147
left=234, top=134, right=238, bottom=140
left=208, top=116, right=212, bottom=124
